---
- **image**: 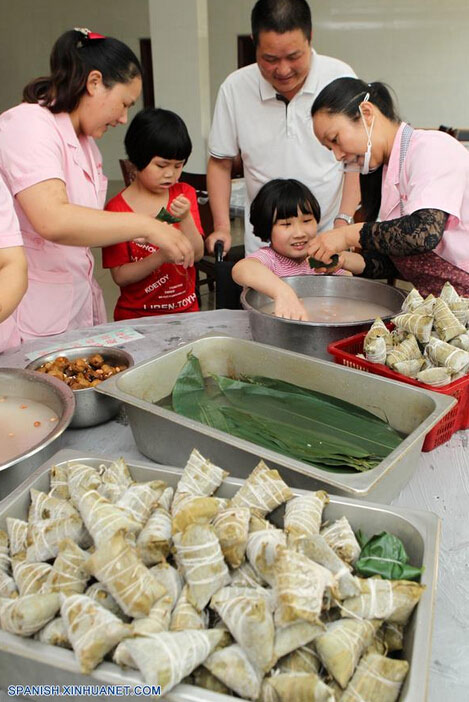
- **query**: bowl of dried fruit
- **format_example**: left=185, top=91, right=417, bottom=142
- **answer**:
left=26, top=346, right=134, bottom=428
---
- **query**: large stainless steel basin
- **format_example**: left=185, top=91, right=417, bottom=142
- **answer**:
left=241, top=275, right=406, bottom=359
left=0, top=368, right=75, bottom=499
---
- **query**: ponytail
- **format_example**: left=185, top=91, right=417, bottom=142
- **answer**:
left=23, top=29, right=141, bottom=113
left=311, top=77, right=400, bottom=222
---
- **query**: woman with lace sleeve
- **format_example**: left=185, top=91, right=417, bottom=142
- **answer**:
left=309, top=77, right=469, bottom=296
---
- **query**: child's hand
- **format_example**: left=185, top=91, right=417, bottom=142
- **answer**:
left=169, top=195, right=191, bottom=220
left=274, top=288, right=309, bottom=321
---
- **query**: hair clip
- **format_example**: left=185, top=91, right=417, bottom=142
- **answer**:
left=74, top=27, right=106, bottom=41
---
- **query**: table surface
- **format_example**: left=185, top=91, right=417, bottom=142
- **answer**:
left=1, top=309, right=468, bottom=701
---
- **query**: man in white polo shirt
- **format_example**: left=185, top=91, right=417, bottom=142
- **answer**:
left=206, top=0, right=359, bottom=255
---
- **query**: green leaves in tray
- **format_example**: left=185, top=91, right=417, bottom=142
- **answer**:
left=308, top=253, right=339, bottom=269
left=156, top=206, right=181, bottom=224
left=165, top=352, right=403, bottom=473
left=355, top=531, right=424, bottom=580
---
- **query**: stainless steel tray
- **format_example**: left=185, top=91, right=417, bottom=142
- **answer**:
left=96, top=336, right=456, bottom=502
left=0, top=449, right=440, bottom=702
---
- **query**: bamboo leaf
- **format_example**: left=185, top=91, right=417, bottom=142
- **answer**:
left=164, top=353, right=404, bottom=473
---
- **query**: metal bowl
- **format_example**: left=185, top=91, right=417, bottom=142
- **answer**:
left=241, top=276, right=406, bottom=359
left=0, top=368, right=75, bottom=499
left=26, top=346, right=134, bottom=429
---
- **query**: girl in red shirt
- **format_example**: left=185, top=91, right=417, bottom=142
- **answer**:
left=102, top=108, right=204, bottom=320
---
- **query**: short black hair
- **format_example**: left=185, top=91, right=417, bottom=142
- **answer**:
left=124, top=107, right=192, bottom=171
left=251, top=0, right=312, bottom=46
left=250, top=179, right=321, bottom=242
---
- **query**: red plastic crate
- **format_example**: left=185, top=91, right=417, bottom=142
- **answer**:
left=328, top=328, right=469, bottom=451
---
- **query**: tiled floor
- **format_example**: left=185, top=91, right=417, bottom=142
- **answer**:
left=92, top=180, right=245, bottom=320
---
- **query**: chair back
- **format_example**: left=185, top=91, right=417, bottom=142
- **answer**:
left=119, top=159, right=137, bottom=187
left=179, top=172, right=214, bottom=236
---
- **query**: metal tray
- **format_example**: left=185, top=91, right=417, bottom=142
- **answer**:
left=0, top=449, right=439, bottom=702
left=95, top=336, right=456, bottom=502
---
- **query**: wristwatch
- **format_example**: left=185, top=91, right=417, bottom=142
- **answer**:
left=334, top=213, right=354, bottom=225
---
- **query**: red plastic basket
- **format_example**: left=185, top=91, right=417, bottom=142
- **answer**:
left=328, top=329, right=469, bottom=451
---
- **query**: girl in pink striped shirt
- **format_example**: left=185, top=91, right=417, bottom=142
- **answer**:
left=232, top=179, right=361, bottom=320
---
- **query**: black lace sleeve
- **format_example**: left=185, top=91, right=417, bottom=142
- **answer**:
left=359, top=208, right=448, bottom=256
left=359, top=253, right=400, bottom=280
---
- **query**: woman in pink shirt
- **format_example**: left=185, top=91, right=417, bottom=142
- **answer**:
left=309, top=77, right=469, bottom=296
left=0, top=29, right=193, bottom=343
left=0, top=176, right=27, bottom=351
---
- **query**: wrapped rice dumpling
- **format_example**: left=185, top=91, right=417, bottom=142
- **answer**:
left=12, top=556, right=52, bottom=596
left=246, top=526, right=287, bottom=586
left=340, top=578, right=424, bottom=625
left=276, top=643, right=320, bottom=675
left=340, top=652, right=409, bottom=702
left=433, top=298, right=466, bottom=341
left=274, top=547, right=335, bottom=627
left=61, top=594, right=129, bottom=673
left=173, top=523, right=230, bottom=611
left=212, top=506, right=251, bottom=568
left=0, top=592, right=61, bottom=636
left=321, top=517, right=361, bottom=565
left=49, top=463, right=70, bottom=500
left=149, top=562, right=183, bottom=608
left=210, top=586, right=275, bottom=672
left=401, top=288, right=424, bottom=313
left=364, top=318, right=393, bottom=350
left=294, top=534, right=360, bottom=599
left=36, top=616, right=71, bottom=648
left=425, top=337, right=469, bottom=373
left=392, top=313, right=433, bottom=344
left=364, top=335, right=387, bottom=364
left=137, top=505, right=172, bottom=565
left=120, top=629, right=226, bottom=694
left=174, top=448, right=228, bottom=500
left=230, top=460, right=293, bottom=517
left=85, top=530, right=166, bottom=618
left=170, top=584, right=209, bottom=631
left=284, top=492, right=329, bottom=548
left=273, top=620, right=324, bottom=662
left=260, top=672, right=335, bottom=702
left=314, top=618, right=381, bottom=688
left=204, top=643, right=264, bottom=700
left=386, top=334, right=422, bottom=368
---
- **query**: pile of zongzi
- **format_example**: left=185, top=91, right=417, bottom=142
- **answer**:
left=158, top=353, right=403, bottom=472
left=0, top=449, right=424, bottom=701
left=362, top=281, right=469, bottom=386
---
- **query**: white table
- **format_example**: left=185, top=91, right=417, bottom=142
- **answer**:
left=1, top=309, right=468, bottom=701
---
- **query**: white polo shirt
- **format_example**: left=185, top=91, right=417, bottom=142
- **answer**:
left=209, top=50, right=356, bottom=253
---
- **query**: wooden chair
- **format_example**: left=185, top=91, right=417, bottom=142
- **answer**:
left=119, top=158, right=137, bottom=186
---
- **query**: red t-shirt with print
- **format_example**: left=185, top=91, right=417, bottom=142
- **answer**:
left=102, top=182, right=204, bottom=321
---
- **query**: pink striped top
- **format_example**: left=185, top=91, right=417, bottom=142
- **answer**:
left=246, top=246, right=348, bottom=277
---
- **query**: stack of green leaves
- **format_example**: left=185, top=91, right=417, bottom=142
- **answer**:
left=355, top=531, right=424, bottom=580
left=162, top=353, right=404, bottom=473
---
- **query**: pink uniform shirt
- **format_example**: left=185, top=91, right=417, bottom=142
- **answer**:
left=380, top=122, right=469, bottom=272
left=247, top=245, right=347, bottom=276
left=0, top=103, right=107, bottom=342
left=0, top=175, right=23, bottom=351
